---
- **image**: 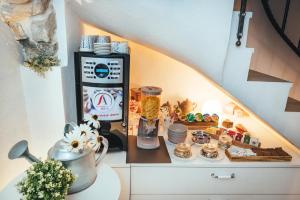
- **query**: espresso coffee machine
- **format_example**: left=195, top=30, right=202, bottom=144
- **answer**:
left=74, top=52, right=130, bottom=151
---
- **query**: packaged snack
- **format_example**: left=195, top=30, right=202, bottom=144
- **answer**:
left=222, top=119, right=233, bottom=128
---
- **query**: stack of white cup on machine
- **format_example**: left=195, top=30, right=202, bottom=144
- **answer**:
left=79, top=35, right=129, bottom=55
left=93, top=36, right=111, bottom=55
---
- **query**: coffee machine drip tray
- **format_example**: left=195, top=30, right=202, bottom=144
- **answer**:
left=126, top=136, right=171, bottom=163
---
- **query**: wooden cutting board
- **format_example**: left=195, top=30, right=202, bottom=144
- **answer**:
left=225, top=147, right=292, bottom=162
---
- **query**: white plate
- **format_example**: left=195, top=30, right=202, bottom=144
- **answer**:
left=79, top=48, right=93, bottom=52
left=94, top=47, right=111, bottom=50
left=94, top=52, right=111, bottom=55
left=171, top=152, right=197, bottom=162
left=94, top=50, right=111, bottom=52
left=95, top=52, right=111, bottom=55
left=198, top=149, right=225, bottom=162
left=94, top=43, right=111, bottom=46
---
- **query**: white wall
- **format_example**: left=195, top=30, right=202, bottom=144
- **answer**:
left=0, top=22, right=31, bottom=190
left=82, top=24, right=232, bottom=114
left=0, top=1, right=68, bottom=189
left=61, top=1, right=82, bottom=123
left=67, top=0, right=234, bottom=83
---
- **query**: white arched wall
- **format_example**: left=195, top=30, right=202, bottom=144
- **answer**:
left=81, top=23, right=232, bottom=113
left=67, top=0, right=234, bottom=83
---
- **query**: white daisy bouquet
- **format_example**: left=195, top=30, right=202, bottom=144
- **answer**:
left=63, top=115, right=103, bottom=153
left=17, top=160, right=75, bottom=200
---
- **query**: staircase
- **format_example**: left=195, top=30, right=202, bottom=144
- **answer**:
left=223, top=11, right=300, bottom=147
left=247, top=70, right=300, bottom=112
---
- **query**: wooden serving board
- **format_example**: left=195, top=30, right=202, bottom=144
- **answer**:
left=175, top=121, right=218, bottom=130
left=225, top=147, right=292, bottom=162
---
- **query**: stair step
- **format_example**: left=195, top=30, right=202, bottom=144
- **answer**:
left=285, top=97, right=300, bottom=112
left=247, top=70, right=289, bottom=82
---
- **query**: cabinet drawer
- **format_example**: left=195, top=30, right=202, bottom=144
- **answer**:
left=131, top=167, right=300, bottom=195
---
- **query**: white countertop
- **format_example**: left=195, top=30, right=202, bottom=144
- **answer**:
left=103, top=133, right=300, bottom=168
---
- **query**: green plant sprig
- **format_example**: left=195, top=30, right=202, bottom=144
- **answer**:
left=17, top=160, right=75, bottom=200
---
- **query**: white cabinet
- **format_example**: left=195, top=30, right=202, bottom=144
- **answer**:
left=131, top=167, right=300, bottom=195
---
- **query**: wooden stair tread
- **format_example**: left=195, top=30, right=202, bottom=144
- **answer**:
left=248, top=70, right=289, bottom=82
left=285, top=97, right=300, bottom=112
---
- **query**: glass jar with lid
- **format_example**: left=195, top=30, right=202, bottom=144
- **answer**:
left=137, top=86, right=162, bottom=149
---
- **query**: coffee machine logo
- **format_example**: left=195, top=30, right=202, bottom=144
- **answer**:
left=93, top=91, right=114, bottom=110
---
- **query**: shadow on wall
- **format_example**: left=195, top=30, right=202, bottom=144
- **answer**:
left=0, top=21, right=31, bottom=190
left=81, top=23, right=232, bottom=112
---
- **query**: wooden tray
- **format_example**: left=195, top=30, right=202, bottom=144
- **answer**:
left=175, top=121, right=218, bottom=130
left=225, top=147, right=292, bottom=162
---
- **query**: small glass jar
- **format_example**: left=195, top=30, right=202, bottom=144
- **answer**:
left=201, top=143, right=218, bottom=158
left=174, top=143, right=192, bottom=158
left=191, top=131, right=211, bottom=145
left=141, top=86, right=162, bottom=121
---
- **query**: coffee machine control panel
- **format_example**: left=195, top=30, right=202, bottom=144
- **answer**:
left=81, top=57, right=123, bottom=84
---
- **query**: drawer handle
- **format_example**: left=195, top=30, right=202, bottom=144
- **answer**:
left=211, top=173, right=235, bottom=180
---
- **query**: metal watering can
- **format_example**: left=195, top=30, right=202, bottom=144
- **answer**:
left=8, top=123, right=108, bottom=194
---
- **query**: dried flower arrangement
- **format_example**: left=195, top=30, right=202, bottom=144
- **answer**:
left=21, top=41, right=60, bottom=77
left=24, top=53, right=59, bottom=77
left=17, top=160, right=75, bottom=200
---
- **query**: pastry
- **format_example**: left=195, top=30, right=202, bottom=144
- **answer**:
left=227, top=130, right=236, bottom=138
left=211, top=113, right=219, bottom=122
left=195, top=113, right=203, bottom=122
left=250, top=137, right=260, bottom=147
left=235, top=132, right=243, bottom=142
left=218, top=134, right=233, bottom=149
left=186, top=113, right=195, bottom=122
left=191, top=131, right=210, bottom=144
left=174, top=143, right=192, bottom=158
left=204, top=127, right=221, bottom=135
left=228, top=146, right=256, bottom=157
left=243, top=132, right=251, bottom=144
left=203, top=114, right=212, bottom=122
left=222, top=119, right=233, bottom=128
left=235, top=123, right=247, bottom=133
left=201, top=143, right=218, bottom=158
